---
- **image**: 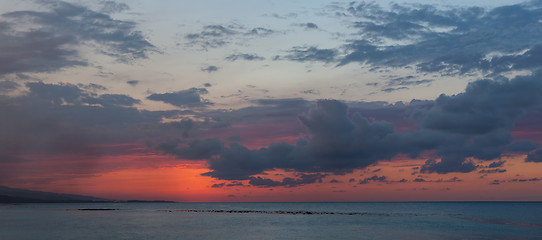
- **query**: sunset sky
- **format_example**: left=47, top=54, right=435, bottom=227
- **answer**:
left=1, top=0, right=542, bottom=202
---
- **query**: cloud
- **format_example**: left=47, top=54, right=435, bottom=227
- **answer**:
left=385, top=76, right=433, bottom=87
left=421, top=158, right=477, bottom=174
left=201, top=66, right=219, bottom=73
left=246, top=27, right=274, bottom=36
left=488, top=161, right=505, bottom=168
left=84, top=94, right=141, bottom=107
left=185, top=24, right=274, bottom=49
left=126, top=80, right=139, bottom=86
left=156, top=138, right=224, bottom=160
left=200, top=142, right=275, bottom=180
left=302, top=89, right=320, bottom=95
left=508, top=178, right=541, bottom=183
left=99, top=1, right=130, bottom=13
left=419, top=76, right=542, bottom=134
left=185, top=25, right=232, bottom=49
left=359, top=175, right=387, bottom=184
left=252, top=98, right=309, bottom=108
left=226, top=135, right=242, bottom=142
left=248, top=173, right=326, bottom=187
left=0, top=24, right=85, bottom=75
left=381, top=87, right=409, bottom=93
left=161, top=99, right=438, bottom=179
left=147, top=88, right=211, bottom=107
left=412, top=177, right=462, bottom=183
left=493, top=178, right=542, bottom=184
left=526, top=149, right=542, bottom=162
left=211, top=183, right=225, bottom=188
left=1, top=0, right=156, bottom=70
left=225, top=53, right=265, bottom=62
left=296, top=23, right=319, bottom=30
left=158, top=71, right=542, bottom=180
left=0, top=82, right=178, bottom=161
left=226, top=181, right=244, bottom=187
left=0, top=81, right=215, bottom=186
left=478, top=169, right=506, bottom=173
left=0, top=80, right=20, bottom=93
left=77, top=83, right=107, bottom=91
left=416, top=72, right=542, bottom=172
left=327, top=2, right=542, bottom=75
left=268, top=13, right=298, bottom=19
left=276, top=46, right=337, bottom=63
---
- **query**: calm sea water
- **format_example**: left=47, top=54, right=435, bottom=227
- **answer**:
left=1, top=202, right=541, bottom=240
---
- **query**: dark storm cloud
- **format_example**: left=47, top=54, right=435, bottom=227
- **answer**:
left=159, top=71, right=542, bottom=180
left=420, top=158, right=477, bottom=174
left=156, top=138, right=224, bottom=160
left=418, top=75, right=542, bottom=135
left=147, top=88, right=211, bottom=107
left=320, top=1, right=542, bottom=75
left=162, top=99, right=441, bottom=179
left=417, top=72, right=542, bottom=173
left=200, top=142, right=280, bottom=180
left=193, top=98, right=311, bottom=128
left=0, top=1, right=155, bottom=75
left=225, top=53, right=265, bottom=62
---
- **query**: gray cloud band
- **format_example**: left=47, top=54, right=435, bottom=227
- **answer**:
left=158, top=71, right=542, bottom=181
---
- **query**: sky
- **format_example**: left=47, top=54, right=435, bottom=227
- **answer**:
left=1, top=0, right=542, bottom=202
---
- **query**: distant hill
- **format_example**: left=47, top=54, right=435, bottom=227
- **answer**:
left=0, top=186, right=111, bottom=203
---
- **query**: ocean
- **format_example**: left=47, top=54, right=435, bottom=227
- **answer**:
left=1, top=202, right=541, bottom=239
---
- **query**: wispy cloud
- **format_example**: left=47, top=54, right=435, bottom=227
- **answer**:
left=184, top=24, right=274, bottom=49
left=225, top=53, right=265, bottom=62
left=0, top=0, right=155, bottom=76
left=336, top=2, right=542, bottom=75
